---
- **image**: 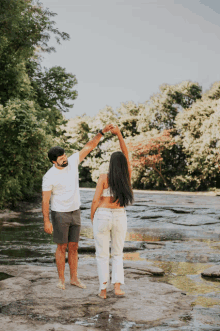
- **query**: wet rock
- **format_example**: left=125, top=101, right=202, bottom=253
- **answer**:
left=125, top=266, right=164, bottom=276
left=2, top=221, right=26, bottom=227
left=143, top=241, right=166, bottom=246
left=140, top=215, right=163, bottom=219
left=0, top=210, right=21, bottom=220
left=0, top=264, right=192, bottom=330
left=172, top=215, right=220, bottom=226
left=143, top=243, right=163, bottom=249
left=167, top=208, right=192, bottom=214
left=26, top=208, right=42, bottom=213
left=78, top=240, right=145, bottom=253
left=201, top=266, right=220, bottom=278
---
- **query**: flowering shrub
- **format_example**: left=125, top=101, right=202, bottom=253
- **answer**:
left=128, top=130, right=175, bottom=190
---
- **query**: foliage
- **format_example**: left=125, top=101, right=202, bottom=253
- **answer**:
left=137, top=81, right=202, bottom=132
left=128, top=130, right=175, bottom=190
left=175, top=98, right=220, bottom=190
left=64, top=80, right=220, bottom=192
left=26, top=60, right=78, bottom=136
left=0, top=0, right=70, bottom=105
left=116, top=101, right=143, bottom=137
left=202, top=82, right=220, bottom=101
left=0, top=99, right=59, bottom=208
left=0, top=0, right=78, bottom=208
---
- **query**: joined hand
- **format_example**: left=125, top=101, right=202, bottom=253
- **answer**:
left=102, top=124, right=115, bottom=133
left=110, top=125, right=120, bottom=135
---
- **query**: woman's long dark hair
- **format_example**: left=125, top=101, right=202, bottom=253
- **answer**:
left=108, top=151, right=134, bottom=207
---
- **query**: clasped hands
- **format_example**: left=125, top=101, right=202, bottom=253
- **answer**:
left=102, top=123, right=120, bottom=136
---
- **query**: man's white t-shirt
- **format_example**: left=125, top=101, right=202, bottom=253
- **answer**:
left=42, top=152, right=81, bottom=212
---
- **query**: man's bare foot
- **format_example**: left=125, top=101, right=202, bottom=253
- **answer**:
left=57, top=279, right=65, bottom=290
left=70, top=278, right=86, bottom=289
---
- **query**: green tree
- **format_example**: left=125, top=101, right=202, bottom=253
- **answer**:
left=116, top=101, right=143, bottom=137
left=0, top=0, right=78, bottom=207
left=175, top=97, right=220, bottom=190
left=0, top=99, right=58, bottom=208
left=0, top=0, right=70, bottom=105
left=26, top=60, right=78, bottom=136
left=137, top=81, right=202, bottom=132
left=203, top=82, right=220, bottom=101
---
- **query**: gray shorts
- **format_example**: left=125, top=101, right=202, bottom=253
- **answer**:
left=51, top=209, right=81, bottom=244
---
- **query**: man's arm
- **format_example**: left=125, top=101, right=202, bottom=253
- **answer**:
left=79, top=124, right=114, bottom=163
left=42, top=190, right=53, bottom=234
left=79, top=132, right=102, bottom=164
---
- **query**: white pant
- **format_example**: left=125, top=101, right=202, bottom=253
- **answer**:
left=93, top=207, right=127, bottom=292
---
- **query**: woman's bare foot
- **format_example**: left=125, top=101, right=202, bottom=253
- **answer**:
left=98, top=289, right=107, bottom=299
left=114, top=283, right=125, bottom=296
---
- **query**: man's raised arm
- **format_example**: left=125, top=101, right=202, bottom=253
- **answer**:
left=79, top=124, right=114, bottom=163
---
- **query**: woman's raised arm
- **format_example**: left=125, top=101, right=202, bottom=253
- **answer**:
left=110, top=125, right=132, bottom=179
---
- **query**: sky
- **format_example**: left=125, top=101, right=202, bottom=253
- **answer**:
left=38, top=0, right=220, bottom=120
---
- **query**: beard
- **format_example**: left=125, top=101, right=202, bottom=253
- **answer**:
left=57, top=160, right=68, bottom=168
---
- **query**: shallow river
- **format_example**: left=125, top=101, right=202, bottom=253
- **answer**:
left=0, top=189, right=220, bottom=330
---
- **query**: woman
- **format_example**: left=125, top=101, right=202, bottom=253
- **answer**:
left=91, top=125, right=134, bottom=299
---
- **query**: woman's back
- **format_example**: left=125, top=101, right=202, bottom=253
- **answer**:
left=93, top=125, right=133, bottom=211
left=98, top=174, right=124, bottom=209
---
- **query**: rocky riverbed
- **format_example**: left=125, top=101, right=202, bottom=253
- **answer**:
left=0, top=189, right=220, bottom=331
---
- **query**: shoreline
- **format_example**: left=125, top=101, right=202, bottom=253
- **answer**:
left=80, top=187, right=219, bottom=196
left=0, top=188, right=218, bottom=217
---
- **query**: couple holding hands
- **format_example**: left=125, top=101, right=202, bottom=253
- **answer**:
left=42, top=124, right=134, bottom=299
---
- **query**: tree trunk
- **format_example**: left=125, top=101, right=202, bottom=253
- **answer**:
left=153, top=166, right=173, bottom=191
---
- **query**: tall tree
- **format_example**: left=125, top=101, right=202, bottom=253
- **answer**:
left=175, top=96, right=220, bottom=190
left=137, top=81, right=202, bottom=132
left=0, top=0, right=70, bottom=104
left=0, top=99, right=56, bottom=207
left=0, top=0, right=78, bottom=207
left=26, top=60, right=78, bottom=135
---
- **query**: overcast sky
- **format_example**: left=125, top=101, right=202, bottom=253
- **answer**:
left=39, top=0, right=220, bottom=120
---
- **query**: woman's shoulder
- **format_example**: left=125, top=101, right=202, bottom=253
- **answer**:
left=100, top=173, right=109, bottom=188
left=100, top=173, right=108, bottom=177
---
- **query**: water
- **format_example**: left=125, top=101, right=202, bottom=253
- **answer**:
left=0, top=189, right=220, bottom=330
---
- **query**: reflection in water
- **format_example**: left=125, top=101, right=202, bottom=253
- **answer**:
left=151, top=260, right=220, bottom=307
left=153, top=260, right=213, bottom=276
left=125, top=232, right=160, bottom=242
left=192, top=297, right=220, bottom=307
left=0, top=272, right=14, bottom=281
left=80, top=226, right=162, bottom=243
left=123, top=252, right=145, bottom=261
left=80, top=227, right=94, bottom=239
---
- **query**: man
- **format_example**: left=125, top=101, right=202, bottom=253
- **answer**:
left=42, top=124, right=114, bottom=290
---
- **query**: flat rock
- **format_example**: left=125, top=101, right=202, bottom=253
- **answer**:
left=0, top=263, right=192, bottom=330
left=78, top=241, right=145, bottom=253
left=172, top=215, right=220, bottom=226
left=201, top=265, right=220, bottom=278
left=2, top=221, right=25, bottom=227
left=124, top=261, right=164, bottom=276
